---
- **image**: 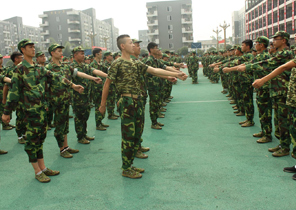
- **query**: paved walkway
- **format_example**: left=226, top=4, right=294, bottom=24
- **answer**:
left=0, top=69, right=295, bottom=209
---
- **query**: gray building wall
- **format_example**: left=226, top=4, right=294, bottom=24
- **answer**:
left=138, top=30, right=150, bottom=50
left=0, top=17, right=43, bottom=56
left=146, top=0, right=193, bottom=51
left=232, top=6, right=246, bottom=45
left=39, top=8, right=119, bottom=53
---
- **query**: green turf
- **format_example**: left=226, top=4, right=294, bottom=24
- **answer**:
left=0, top=69, right=295, bottom=209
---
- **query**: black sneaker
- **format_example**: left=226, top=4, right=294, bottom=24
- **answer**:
left=293, top=174, right=296, bottom=180
left=283, top=166, right=296, bottom=173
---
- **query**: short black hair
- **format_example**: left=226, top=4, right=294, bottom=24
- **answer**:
left=117, top=34, right=130, bottom=51
left=165, top=51, right=170, bottom=54
left=93, top=48, right=102, bottom=57
left=147, top=42, right=158, bottom=53
left=11, top=51, right=22, bottom=62
left=242, top=39, right=253, bottom=49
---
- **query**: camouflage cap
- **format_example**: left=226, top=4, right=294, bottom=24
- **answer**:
left=18, top=39, right=34, bottom=52
left=48, top=44, right=64, bottom=55
left=113, top=52, right=121, bottom=59
left=255, top=36, right=269, bottom=46
left=236, top=46, right=243, bottom=53
left=272, top=31, right=290, bottom=42
left=35, top=51, right=44, bottom=57
left=132, top=39, right=142, bottom=44
left=162, top=53, right=169, bottom=58
left=72, top=46, right=84, bottom=54
left=104, top=51, right=112, bottom=57
left=84, top=55, right=90, bottom=60
left=89, top=55, right=94, bottom=59
left=70, top=55, right=73, bottom=58
left=62, top=57, right=68, bottom=61
left=0, top=54, right=3, bottom=58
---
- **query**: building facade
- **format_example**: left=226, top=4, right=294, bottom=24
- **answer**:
left=232, top=6, right=246, bottom=45
left=146, top=0, right=193, bottom=51
left=0, top=17, right=43, bottom=56
left=245, top=0, right=296, bottom=42
left=138, top=30, right=150, bottom=50
left=39, top=8, right=119, bottom=53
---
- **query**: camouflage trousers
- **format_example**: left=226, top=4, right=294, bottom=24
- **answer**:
left=273, top=103, right=280, bottom=140
left=221, top=73, right=228, bottom=89
left=24, top=108, right=47, bottom=163
left=107, top=84, right=117, bottom=117
left=163, top=80, right=170, bottom=100
left=274, top=96, right=290, bottom=149
left=52, top=102, right=69, bottom=148
left=93, top=87, right=104, bottom=127
left=234, top=82, right=245, bottom=113
left=256, top=88, right=272, bottom=138
left=192, top=68, right=198, bottom=83
left=73, top=103, right=91, bottom=140
left=15, top=107, right=26, bottom=137
left=118, top=96, right=144, bottom=170
left=288, top=106, right=296, bottom=155
left=47, top=102, right=54, bottom=125
left=166, top=82, right=173, bottom=99
left=241, top=83, right=254, bottom=123
left=188, top=67, right=192, bottom=77
left=148, top=89, right=160, bottom=125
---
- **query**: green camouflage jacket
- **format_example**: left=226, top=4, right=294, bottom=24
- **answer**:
left=45, top=61, right=76, bottom=104
left=188, top=56, right=199, bottom=69
left=108, top=57, right=148, bottom=96
left=4, top=60, right=71, bottom=114
left=245, top=47, right=293, bottom=97
left=145, top=55, right=166, bottom=91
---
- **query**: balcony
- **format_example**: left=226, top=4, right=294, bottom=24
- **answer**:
left=3, top=31, right=10, bottom=34
left=68, top=28, right=81, bottom=33
left=182, top=18, right=192, bottom=24
left=38, top=14, right=48, bottom=18
left=69, top=37, right=81, bottom=42
left=42, top=39, right=50, bottom=44
left=67, top=11, right=79, bottom=15
left=147, top=20, right=158, bottom=26
left=182, top=37, right=193, bottom=43
left=182, top=28, right=193, bottom=33
left=147, top=10, right=158, bottom=17
left=181, top=9, right=192, bottom=14
left=39, top=21, right=49, bottom=27
left=154, top=39, right=159, bottom=44
left=40, top=30, right=49, bottom=36
left=147, top=29, right=159, bottom=36
left=67, top=19, right=80, bottom=24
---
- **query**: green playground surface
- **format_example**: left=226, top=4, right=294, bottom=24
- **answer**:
left=0, top=68, right=295, bottom=210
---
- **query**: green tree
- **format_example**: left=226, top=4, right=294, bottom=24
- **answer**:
left=140, top=49, right=148, bottom=56
left=63, top=41, right=73, bottom=57
left=207, top=47, right=216, bottom=52
left=176, top=46, right=189, bottom=56
left=49, top=37, right=57, bottom=45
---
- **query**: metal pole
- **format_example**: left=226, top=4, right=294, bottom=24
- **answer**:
left=219, top=21, right=230, bottom=50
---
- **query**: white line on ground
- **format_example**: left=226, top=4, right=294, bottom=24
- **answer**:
left=170, top=100, right=229, bottom=104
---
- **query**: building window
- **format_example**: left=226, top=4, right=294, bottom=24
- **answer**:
left=58, top=25, right=62, bottom=30
left=167, top=6, right=172, bottom=12
left=169, top=34, right=173, bottom=39
left=57, top=34, right=62, bottom=39
left=168, top=25, right=173, bottom=30
left=167, top=15, right=172, bottom=21
left=56, top=17, right=60, bottom=22
left=169, top=43, right=174, bottom=49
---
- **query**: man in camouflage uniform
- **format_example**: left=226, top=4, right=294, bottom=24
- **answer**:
left=3, top=52, right=25, bottom=143
left=224, top=40, right=255, bottom=127
left=71, top=46, right=108, bottom=144
left=0, top=54, right=13, bottom=130
left=35, top=51, right=46, bottom=67
left=47, top=44, right=102, bottom=157
left=252, top=43, right=296, bottom=179
left=241, top=31, right=293, bottom=157
left=90, top=48, right=109, bottom=131
left=2, top=39, right=84, bottom=183
left=188, top=52, right=199, bottom=84
left=99, top=34, right=187, bottom=179
left=103, top=51, right=119, bottom=120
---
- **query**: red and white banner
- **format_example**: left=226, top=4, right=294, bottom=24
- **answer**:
left=293, top=0, right=295, bottom=31
left=219, top=39, right=225, bottom=44
left=266, top=2, right=268, bottom=36
left=284, top=0, right=287, bottom=31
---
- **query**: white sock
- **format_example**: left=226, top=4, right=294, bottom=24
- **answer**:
left=42, top=168, right=47, bottom=172
left=18, top=137, right=22, bottom=139
left=36, top=171, right=42, bottom=175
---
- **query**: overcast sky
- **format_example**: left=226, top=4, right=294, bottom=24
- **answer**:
left=0, top=0, right=244, bottom=41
